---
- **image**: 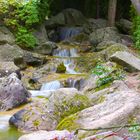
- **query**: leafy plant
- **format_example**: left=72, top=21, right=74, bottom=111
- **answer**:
left=0, top=0, right=50, bottom=49
left=130, top=5, right=140, bottom=49
left=92, top=62, right=125, bottom=87
left=16, top=27, right=37, bottom=48
left=129, top=119, right=140, bottom=139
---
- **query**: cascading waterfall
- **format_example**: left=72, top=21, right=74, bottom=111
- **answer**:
left=30, top=80, right=62, bottom=97
left=40, top=80, right=61, bottom=91
left=59, top=27, right=82, bottom=41
left=53, top=48, right=78, bottom=74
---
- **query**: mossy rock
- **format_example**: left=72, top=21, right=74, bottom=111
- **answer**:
left=57, top=113, right=80, bottom=131
left=56, top=63, right=66, bottom=73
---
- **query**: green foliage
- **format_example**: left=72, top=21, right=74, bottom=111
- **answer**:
left=0, top=0, right=50, bottom=48
left=129, top=118, right=140, bottom=139
left=16, top=27, right=37, bottom=49
left=130, top=6, right=140, bottom=49
left=92, top=62, right=125, bottom=87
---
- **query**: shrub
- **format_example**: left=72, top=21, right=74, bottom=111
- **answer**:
left=0, top=0, right=50, bottom=49
left=16, top=27, right=37, bottom=49
left=130, top=6, right=140, bottom=49
left=92, top=62, right=125, bottom=87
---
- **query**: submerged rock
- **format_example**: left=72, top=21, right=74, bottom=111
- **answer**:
left=0, top=73, right=31, bottom=111
left=18, top=130, right=73, bottom=140
left=110, top=51, right=140, bottom=72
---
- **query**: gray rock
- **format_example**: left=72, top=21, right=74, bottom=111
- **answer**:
left=117, top=19, right=132, bottom=34
left=100, top=43, right=128, bottom=60
left=96, top=41, right=117, bottom=51
left=89, top=27, right=121, bottom=46
left=33, top=24, right=48, bottom=45
left=34, top=41, right=57, bottom=55
left=14, top=52, right=47, bottom=69
left=88, top=18, right=107, bottom=30
left=121, top=34, right=134, bottom=47
left=0, top=26, right=15, bottom=45
left=0, top=73, right=31, bottom=111
left=110, top=51, right=140, bottom=72
left=57, top=81, right=140, bottom=139
left=0, top=62, right=19, bottom=77
left=0, top=44, right=24, bottom=61
left=18, top=130, right=73, bottom=140
left=9, top=88, right=90, bottom=132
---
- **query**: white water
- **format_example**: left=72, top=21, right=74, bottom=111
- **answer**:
left=40, top=80, right=61, bottom=91
left=53, top=48, right=78, bottom=74
left=0, top=115, right=11, bottom=130
left=30, top=81, right=61, bottom=97
left=59, top=27, right=82, bottom=41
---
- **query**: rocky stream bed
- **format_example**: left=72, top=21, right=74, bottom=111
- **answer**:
left=0, top=8, right=140, bottom=140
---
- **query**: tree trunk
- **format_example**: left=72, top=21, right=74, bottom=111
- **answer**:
left=131, top=0, right=140, bottom=15
left=96, top=0, right=100, bottom=19
left=108, top=0, right=117, bottom=26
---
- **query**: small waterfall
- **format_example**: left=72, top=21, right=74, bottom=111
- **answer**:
left=30, top=80, right=61, bottom=97
left=53, top=48, right=78, bottom=74
left=65, top=78, right=85, bottom=90
left=40, top=80, right=61, bottom=91
left=59, top=27, right=82, bottom=41
left=30, top=90, right=54, bottom=98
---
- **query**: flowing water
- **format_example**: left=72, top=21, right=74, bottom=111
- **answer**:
left=59, top=27, right=82, bottom=41
left=0, top=46, right=80, bottom=140
left=53, top=48, right=78, bottom=74
left=0, top=107, right=26, bottom=140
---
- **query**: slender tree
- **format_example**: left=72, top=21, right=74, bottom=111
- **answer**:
left=107, top=0, right=117, bottom=26
left=96, top=0, right=100, bottom=18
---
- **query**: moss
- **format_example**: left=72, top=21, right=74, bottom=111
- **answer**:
left=56, top=113, right=79, bottom=131
left=94, top=82, right=111, bottom=92
left=59, top=94, right=90, bottom=120
left=33, top=120, right=40, bottom=127
left=56, top=63, right=66, bottom=73
left=96, top=95, right=106, bottom=104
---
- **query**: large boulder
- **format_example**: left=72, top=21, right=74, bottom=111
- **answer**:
left=110, top=51, right=140, bottom=72
left=0, top=62, right=19, bottom=77
left=9, top=88, right=91, bottom=132
left=45, top=8, right=88, bottom=28
left=18, top=130, right=73, bottom=140
left=0, top=44, right=24, bottom=61
left=89, top=27, right=122, bottom=47
left=88, top=18, right=107, bottom=31
left=14, top=52, right=47, bottom=69
left=57, top=81, right=140, bottom=138
left=100, top=43, right=129, bottom=60
left=0, top=73, right=31, bottom=111
left=117, top=19, right=132, bottom=34
left=0, top=26, right=15, bottom=45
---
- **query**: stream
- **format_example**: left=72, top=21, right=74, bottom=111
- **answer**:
left=0, top=46, right=80, bottom=140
